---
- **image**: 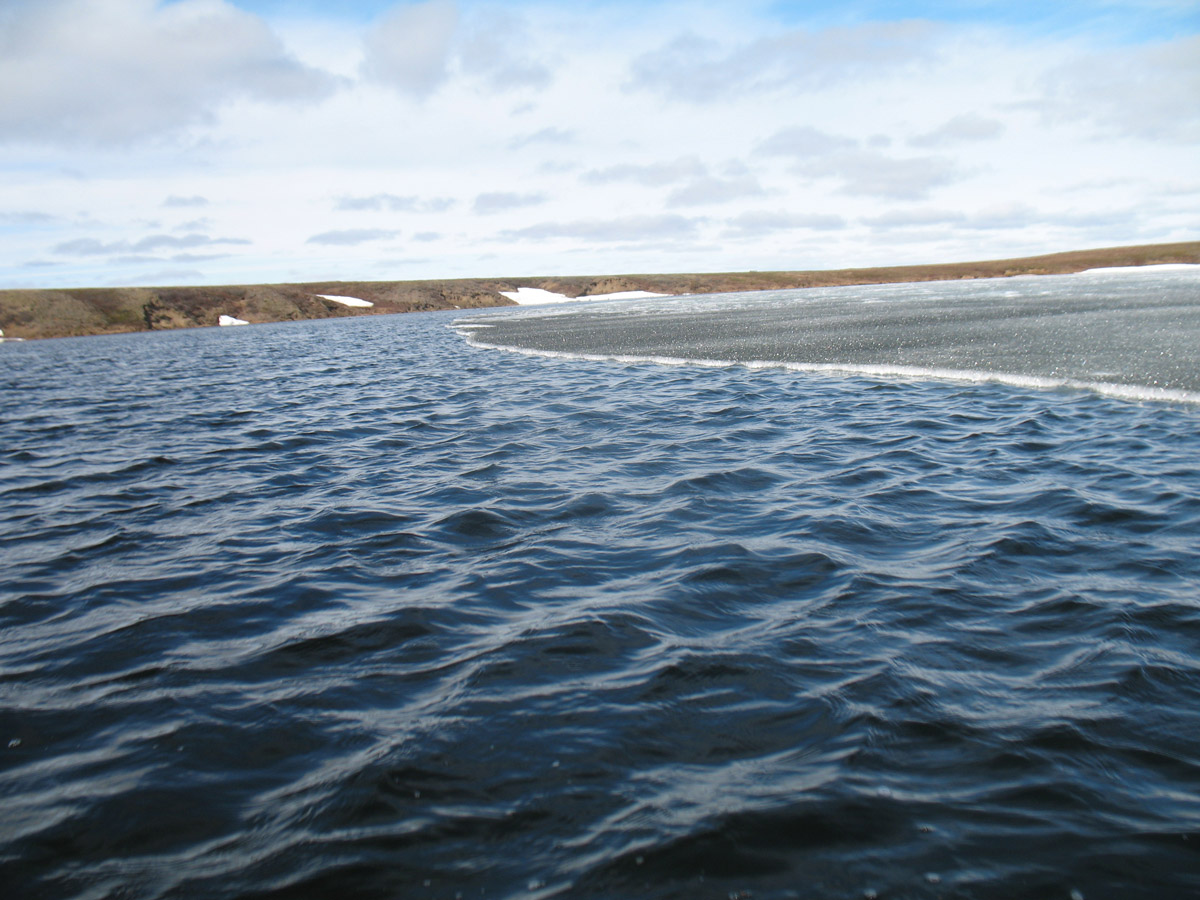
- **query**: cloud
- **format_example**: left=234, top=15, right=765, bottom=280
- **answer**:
left=306, top=228, right=399, bottom=246
left=169, top=252, right=230, bottom=263
left=508, top=127, right=575, bottom=149
left=502, top=215, right=701, bottom=242
left=756, top=128, right=959, bottom=200
left=120, top=267, right=205, bottom=286
left=666, top=175, right=767, bottom=207
left=581, top=157, right=707, bottom=187
left=910, top=113, right=1004, bottom=147
left=360, top=3, right=550, bottom=98
left=334, top=193, right=454, bottom=212
left=458, top=9, right=551, bottom=91
left=134, top=233, right=249, bottom=252
left=1032, top=34, right=1200, bottom=143
left=53, top=233, right=249, bottom=255
left=627, top=21, right=938, bottom=102
left=861, top=208, right=968, bottom=229
left=472, top=192, right=546, bottom=214
left=724, top=210, right=846, bottom=237
left=1055, top=176, right=1137, bottom=194
left=960, top=204, right=1041, bottom=231
left=163, top=195, right=208, bottom=208
left=816, top=152, right=959, bottom=199
left=0, top=211, right=58, bottom=225
left=360, top=0, right=458, bottom=98
left=0, top=0, right=337, bottom=144
left=861, top=204, right=1126, bottom=232
left=53, top=238, right=121, bottom=256
left=755, top=126, right=857, bottom=158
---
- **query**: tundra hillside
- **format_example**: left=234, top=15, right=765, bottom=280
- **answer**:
left=2, top=241, right=1197, bottom=340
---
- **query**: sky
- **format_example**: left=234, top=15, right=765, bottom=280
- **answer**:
left=1, top=0, right=1197, bottom=289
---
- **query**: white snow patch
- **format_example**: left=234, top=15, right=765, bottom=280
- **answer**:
left=499, top=287, right=668, bottom=306
left=317, top=294, right=374, bottom=308
left=218, top=315, right=249, bottom=326
left=500, top=287, right=571, bottom=305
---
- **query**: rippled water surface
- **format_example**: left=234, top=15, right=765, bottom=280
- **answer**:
left=3, top=273, right=1200, bottom=900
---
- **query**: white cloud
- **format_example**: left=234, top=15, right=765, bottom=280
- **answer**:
left=54, top=233, right=250, bottom=255
left=755, top=127, right=856, bottom=158
left=627, top=21, right=939, bottom=102
left=861, top=204, right=1136, bottom=233
left=757, top=128, right=960, bottom=200
left=163, top=195, right=209, bottom=208
left=666, top=175, right=767, bottom=207
left=502, top=215, right=701, bottom=242
left=360, top=0, right=459, bottom=98
left=724, top=210, right=847, bottom=237
left=306, top=228, right=399, bottom=245
left=910, top=113, right=1005, bottom=147
left=508, top=127, right=575, bottom=149
left=1033, top=34, right=1200, bottom=143
left=0, top=0, right=337, bottom=144
left=121, top=267, right=205, bottom=285
left=0, top=211, right=58, bottom=225
left=814, top=151, right=959, bottom=200
left=174, top=218, right=213, bottom=232
left=861, top=209, right=968, bottom=229
left=334, top=193, right=454, bottom=212
left=458, top=9, right=551, bottom=91
left=473, top=192, right=546, bottom=214
left=582, top=157, right=707, bottom=187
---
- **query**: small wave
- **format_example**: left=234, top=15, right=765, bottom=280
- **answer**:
left=4, top=308, right=1199, bottom=900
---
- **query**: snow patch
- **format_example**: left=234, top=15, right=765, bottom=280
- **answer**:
left=317, top=294, right=374, bottom=308
left=500, top=287, right=668, bottom=306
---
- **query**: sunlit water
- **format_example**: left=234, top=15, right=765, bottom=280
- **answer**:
left=2, top=269, right=1199, bottom=899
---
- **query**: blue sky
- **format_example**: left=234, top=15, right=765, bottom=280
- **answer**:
left=232, top=1, right=1200, bottom=39
left=769, top=0, right=1199, bottom=33
left=1, top=0, right=1196, bottom=288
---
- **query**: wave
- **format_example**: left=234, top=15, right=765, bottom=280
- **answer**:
left=6, top=309, right=1200, bottom=900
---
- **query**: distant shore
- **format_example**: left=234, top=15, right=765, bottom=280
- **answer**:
left=1, top=241, right=1197, bottom=340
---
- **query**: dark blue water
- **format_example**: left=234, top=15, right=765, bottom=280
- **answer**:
left=2, top=272, right=1200, bottom=900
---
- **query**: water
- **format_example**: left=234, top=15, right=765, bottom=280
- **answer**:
left=2, top=269, right=1199, bottom=899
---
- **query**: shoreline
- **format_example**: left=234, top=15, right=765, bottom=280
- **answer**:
left=1, top=240, right=1197, bottom=341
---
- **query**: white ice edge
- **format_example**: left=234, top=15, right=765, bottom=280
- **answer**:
left=455, top=332, right=1200, bottom=405
left=1078, top=264, right=1200, bottom=275
left=317, top=294, right=374, bottom=308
